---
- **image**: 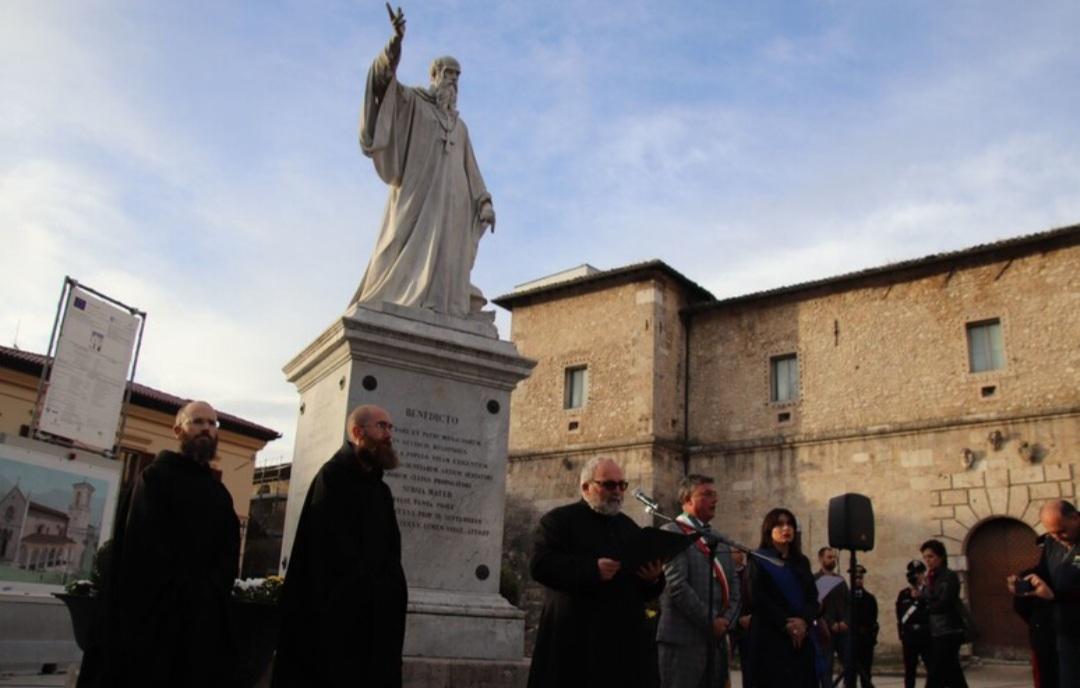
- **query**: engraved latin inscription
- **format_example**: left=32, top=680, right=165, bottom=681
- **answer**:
left=386, top=407, right=493, bottom=539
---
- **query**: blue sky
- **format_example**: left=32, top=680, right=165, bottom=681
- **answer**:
left=3, top=1, right=1079, bottom=464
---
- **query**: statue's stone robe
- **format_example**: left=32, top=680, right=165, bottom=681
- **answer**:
left=351, top=45, right=492, bottom=317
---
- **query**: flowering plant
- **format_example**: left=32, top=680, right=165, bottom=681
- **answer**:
left=232, top=575, right=284, bottom=604
left=64, top=579, right=96, bottom=596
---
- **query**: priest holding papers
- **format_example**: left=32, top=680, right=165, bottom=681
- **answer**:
left=527, top=457, right=666, bottom=688
left=656, top=474, right=742, bottom=688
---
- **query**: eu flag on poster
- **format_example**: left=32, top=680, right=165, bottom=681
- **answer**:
left=74, top=297, right=87, bottom=310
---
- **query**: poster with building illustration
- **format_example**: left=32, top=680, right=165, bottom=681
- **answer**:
left=0, top=442, right=120, bottom=593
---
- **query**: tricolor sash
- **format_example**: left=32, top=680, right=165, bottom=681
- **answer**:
left=675, top=514, right=731, bottom=612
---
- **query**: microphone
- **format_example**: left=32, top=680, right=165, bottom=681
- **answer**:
left=631, top=488, right=786, bottom=568
left=631, top=488, right=661, bottom=514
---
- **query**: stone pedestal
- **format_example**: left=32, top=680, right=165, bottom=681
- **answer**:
left=281, top=303, right=534, bottom=661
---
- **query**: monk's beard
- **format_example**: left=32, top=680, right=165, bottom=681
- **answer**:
left=434, top=82, right=457, bottom=112
left=180, top=431, right=217, bottom=465
left=585, top=491, right=622, bottom=517
left=359, top=438, right=399, bottom=471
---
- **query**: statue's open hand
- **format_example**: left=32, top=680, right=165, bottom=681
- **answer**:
left=385, top=3, right=406, bottom=38
left=479, top=204, right=496, bottom=232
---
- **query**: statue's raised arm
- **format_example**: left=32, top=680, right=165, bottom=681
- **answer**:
left=367, top=4, right=406, bottom=105
left=385, top=4, right=405, bottom=66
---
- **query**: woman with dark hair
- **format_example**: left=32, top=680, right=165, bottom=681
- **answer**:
left=896, top=559, right=931, bottom=688
left=920, top=539, right=968, bottom=688
left=747, top=508, right=820, bottom=687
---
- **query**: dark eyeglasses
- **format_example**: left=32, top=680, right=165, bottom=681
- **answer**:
left=590, top=480, right=629, bottom=491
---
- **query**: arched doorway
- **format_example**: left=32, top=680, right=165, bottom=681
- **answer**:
left=966, top=517, right=1041, bottom=659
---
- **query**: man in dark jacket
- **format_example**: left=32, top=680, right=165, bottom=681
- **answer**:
left=273, top=405, right=406, bottom=688
left=1010, top=500, right=1080, bottom=687
left=896, top=560, right=931, bottom=688
left=83, top=400, right=240, bottom=688
left=527, top=456, right=664, bottom=688
left=851, top=566, right=879, bottom=688
left=731, top=549, right=753, bottom=688
left=1013, top=554, right=1058, bottom=688
left=814, top=546, right=849, bottom=686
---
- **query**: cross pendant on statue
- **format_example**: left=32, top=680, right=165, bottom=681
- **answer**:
left=441, top=134, right=454, bottom=154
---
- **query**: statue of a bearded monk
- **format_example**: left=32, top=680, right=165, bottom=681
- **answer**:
left=350, top=6, right=496, bottom=318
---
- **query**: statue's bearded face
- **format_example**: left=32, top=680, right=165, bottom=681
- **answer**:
left=433, top=67, right=459, bottom=111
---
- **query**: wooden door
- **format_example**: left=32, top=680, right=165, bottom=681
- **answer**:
left=966, top=517, right=1040, bottom=659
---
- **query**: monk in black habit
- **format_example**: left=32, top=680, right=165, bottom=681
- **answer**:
left=272, top=405, right=407, bottom=688
left=81, top=400, right=240, bottom=688
left=527, top=456, right=665, bottom=688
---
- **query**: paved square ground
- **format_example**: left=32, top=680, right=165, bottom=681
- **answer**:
left=0, top=663, right=1034, bottom=688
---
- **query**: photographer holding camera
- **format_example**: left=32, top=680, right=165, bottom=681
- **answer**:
left=896, top=560, right=930, bottom=688
left=1013, top=539, right=1058, bottom=688
left=1008, top=500, right=1080, bottom=687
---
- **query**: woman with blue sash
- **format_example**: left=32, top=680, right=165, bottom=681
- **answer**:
left=748, top=508, right=820, bottom=687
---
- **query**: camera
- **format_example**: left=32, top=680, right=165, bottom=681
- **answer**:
left=1013, top=577, right=1035, bottom=595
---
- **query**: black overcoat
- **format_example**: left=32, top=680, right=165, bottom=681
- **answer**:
left=84, top=450, right=240, bottom=688
left=272, top=442, right=407, bottom=688
left=526, top=500, right=665, bottom=688
left=747, top=550, right=819, bottom=688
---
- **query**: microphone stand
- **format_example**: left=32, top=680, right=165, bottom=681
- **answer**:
left=831, top=549, right=859, bottom=688
left=632, top=490, right=784, bottom=568
left=632, top=490, right=783, bottom=688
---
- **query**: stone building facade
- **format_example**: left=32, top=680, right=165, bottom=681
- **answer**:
left=494, top=224, right=1080, bottom=659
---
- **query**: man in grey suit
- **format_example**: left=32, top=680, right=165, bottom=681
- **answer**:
left=657, top=474, right=742, bottom=688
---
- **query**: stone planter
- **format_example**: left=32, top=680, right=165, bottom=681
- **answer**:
left=53, top=593, right=280, bottom=688
left=230, top=600, right=281, bottom=688
left=52, top=593, right=97, bottom=652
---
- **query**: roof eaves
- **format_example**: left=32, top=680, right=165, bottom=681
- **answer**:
left=493, top=260, right=714, bottom=309
left=685, top=222, right=1080, bottom=314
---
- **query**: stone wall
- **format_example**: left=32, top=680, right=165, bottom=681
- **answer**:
left=649, top=276, right=691, bottom=444
left=508, top=279, right=670, bottom=453
left=505, top=270, right=693, bottom=512
left=689, top=243, right=1080, bottom=444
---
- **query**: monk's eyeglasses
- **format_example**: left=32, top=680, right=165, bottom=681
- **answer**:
left=590, top=480, right=629, bottom=491
left=366, top=421, right=394, bottom=432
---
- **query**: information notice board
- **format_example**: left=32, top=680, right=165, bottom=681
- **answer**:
left=38, top=286, right=140, bottom=451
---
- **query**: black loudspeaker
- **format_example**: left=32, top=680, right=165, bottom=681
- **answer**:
left=828, top=493, right=875, bottom=551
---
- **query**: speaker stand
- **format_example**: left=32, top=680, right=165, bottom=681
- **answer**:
left=830, top=549, right=860, bottom=688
